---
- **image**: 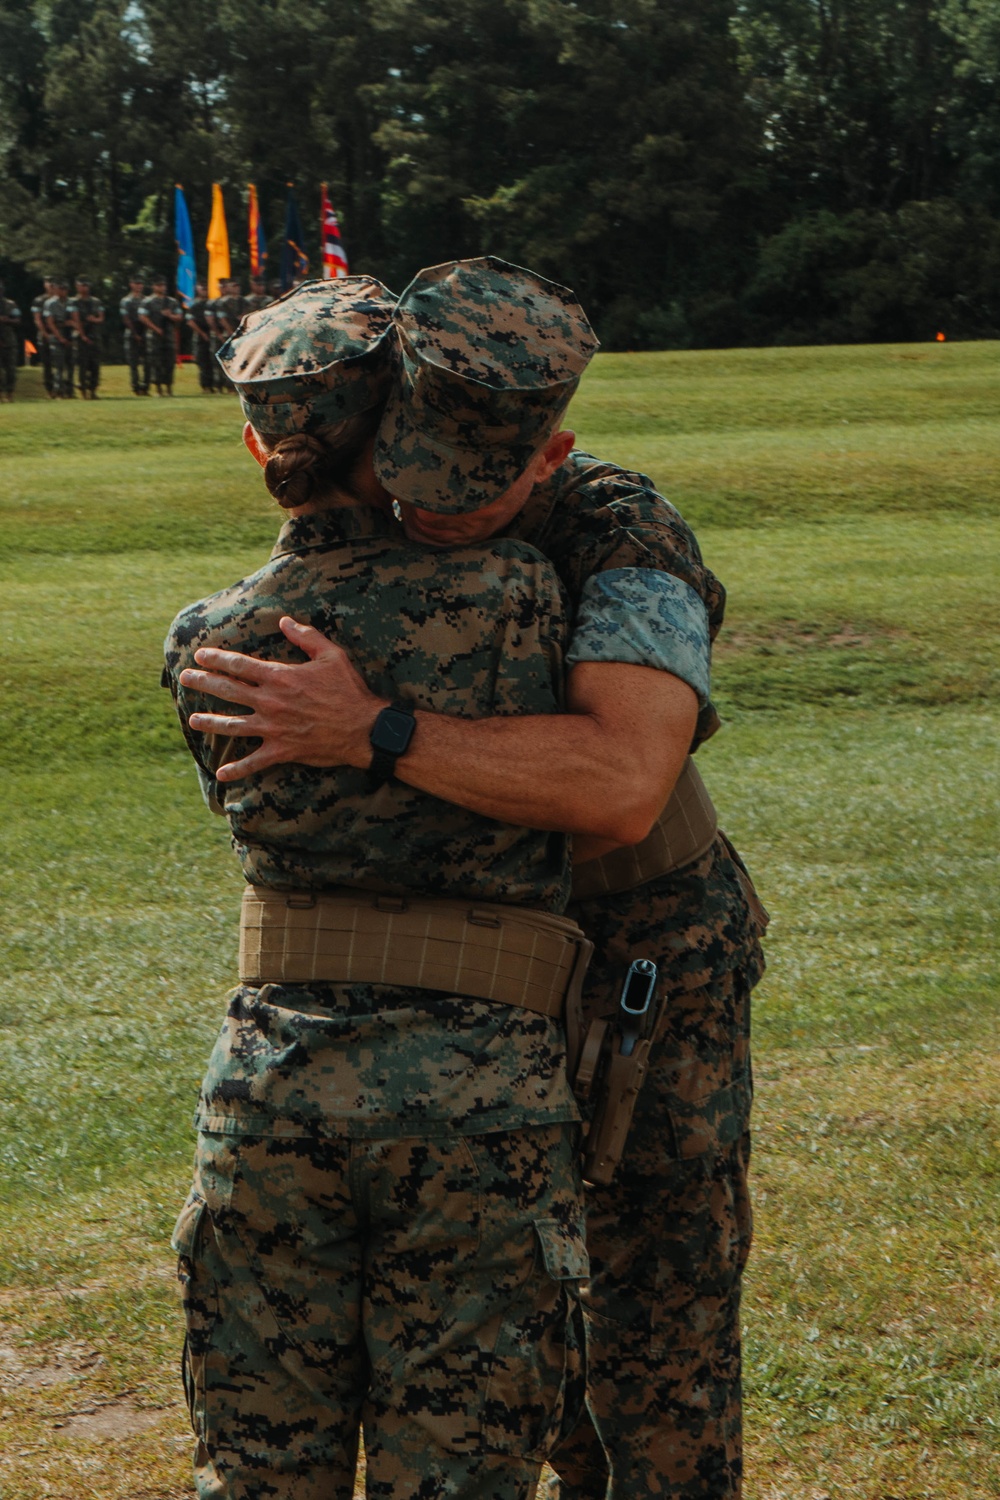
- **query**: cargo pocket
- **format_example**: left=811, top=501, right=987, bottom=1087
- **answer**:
left=649, top=1139, right=750, bottom=1362
left=171, top=1190, right=217, bottom=1439
left=482, top=1217, right=589, bottom=1459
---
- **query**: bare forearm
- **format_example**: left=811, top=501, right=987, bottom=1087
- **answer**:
left=393, top=709, right=659, bottom=842
left=182, top=627, right=697, bottom=846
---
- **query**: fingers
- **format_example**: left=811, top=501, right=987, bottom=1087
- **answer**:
left=214, top=746, right=279, bottom=783
left=188, top=710, right=257, bottom=736
left=179, top=666, right=260, bottom=704
left=279, top=616, right=338, bottom=658
left=191, top=645, right=281, bottom=681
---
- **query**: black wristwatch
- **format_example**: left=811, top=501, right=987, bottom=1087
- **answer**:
left=368, top=702, right=416, bottom=786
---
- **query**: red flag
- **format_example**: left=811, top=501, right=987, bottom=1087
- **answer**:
left=248, top=184, right=267, bottom=276
left=321, top=184, right=349, bottom=279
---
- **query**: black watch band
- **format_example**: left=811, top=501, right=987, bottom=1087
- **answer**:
left=368, top=701, right=416, bottom=787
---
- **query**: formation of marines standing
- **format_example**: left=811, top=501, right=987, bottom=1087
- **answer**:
left=0, top=272, right=275, bottom=403
left=21, top=275, right=107, bottom=400
left=186, top=275, right=274, bottom=392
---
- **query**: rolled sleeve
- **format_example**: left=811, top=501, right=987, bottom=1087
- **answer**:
left=565, top=566, right=711, bottom=703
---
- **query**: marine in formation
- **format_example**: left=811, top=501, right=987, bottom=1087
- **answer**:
left=43, top=278, right=75, bottom=398
left=119, top=273, right=149, bottom=395
left=70, top=276, right=104, bottom=398
left=31, top=276, right=55, bottom=397
left=0, top=281, right=21, bottom=402
left=139, top=275, right=183, bottom=396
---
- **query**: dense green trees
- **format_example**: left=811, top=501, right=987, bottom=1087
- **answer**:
left=2, top=0, right=1000, bottom=345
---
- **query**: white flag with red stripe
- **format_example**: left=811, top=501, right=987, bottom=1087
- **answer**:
left=321, top=184, right=349, bottom=279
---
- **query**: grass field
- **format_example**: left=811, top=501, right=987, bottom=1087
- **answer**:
left=0, top=346, right=997, bottom=1499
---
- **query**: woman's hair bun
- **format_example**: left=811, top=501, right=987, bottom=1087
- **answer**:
left=263, top=433, right=331, bottom=509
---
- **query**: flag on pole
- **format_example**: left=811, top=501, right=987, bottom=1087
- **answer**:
left=321, top=184, right=349, bottom=279
left=281, top=184, right=309, bottom=290
left=248, top=183, right=267, bottom=276
left=206, top=183, right=231, bottom=298
left=174, top=185, right=197, bottom=306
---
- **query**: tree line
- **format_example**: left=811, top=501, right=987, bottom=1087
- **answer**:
left=3, top=0, right=1000, bottom=349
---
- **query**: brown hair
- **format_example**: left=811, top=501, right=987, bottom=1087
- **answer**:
left=260, top=408, right=381, bottom=509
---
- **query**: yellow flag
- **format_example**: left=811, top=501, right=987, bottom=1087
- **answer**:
left=206, top=183, right=231, bottom=298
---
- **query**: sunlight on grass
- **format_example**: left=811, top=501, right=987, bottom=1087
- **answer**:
left=1, top=345, right=997, bottom=1499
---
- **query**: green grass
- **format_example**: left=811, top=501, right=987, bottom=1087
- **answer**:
left=0, top=351, right=997, bottom=1498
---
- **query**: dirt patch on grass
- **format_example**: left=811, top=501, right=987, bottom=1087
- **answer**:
left=53, top=1397, right=169, bottom=1439
left=717, top=620, right=906, bottom=654
left=0, top=1338, right=102, bottom=1389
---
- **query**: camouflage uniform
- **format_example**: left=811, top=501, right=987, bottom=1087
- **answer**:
left=374, top=262, right=767, bottom=1499
left=214, top=289, right=246, bottom=388
left=0, top=293, right=20, bottom=399
left=507, top=455, right=766, bottom=1500
left=242, top=288, right=273, bottom=315
left=70, top=292, right=103, bottom=396
left=141, top=290, right=181, bottom=391
left=215, top=288, right=247, bottom=336
left=43, top=291, right=74, bottom=396
left=120, top=287, right=149, bottom=394
left=31, top=286, right=54, bottom=395
left=164, top=278, right=592, bottom=1500
left=206, top=297, right=229, bottom=389
left=204, top=299, right=225, bottom=391
left=187, top=297, right=216, bottom=391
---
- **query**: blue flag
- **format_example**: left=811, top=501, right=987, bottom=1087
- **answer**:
left=174, top=185, right=196, bottom=306
left=281, top=185, right=310, bottom=290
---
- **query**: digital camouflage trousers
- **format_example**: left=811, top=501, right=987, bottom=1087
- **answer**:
left=549, top=836, right=763, bottom=1500
left=548, top=1126, right=752, bottom=1499
left=173, top=1121, right=589, bottom=1500
left=195, top=337, right=217, bottom=390
left=0, top=346, right=15, bottom=395
left=123, top=328, right=148, bottom=393
left=75, top=338, right=100, bottom=394
left=49, top=338, right=74, bottom=396
left=146, top=331, right=174, bottom=388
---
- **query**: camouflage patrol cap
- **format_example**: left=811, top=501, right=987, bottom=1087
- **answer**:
left=374, top=256, right=598, bottom=513
left=218, top=276, right=396, bottom=438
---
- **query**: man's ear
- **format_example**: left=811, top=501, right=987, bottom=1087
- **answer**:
left=242, top=421, right=269, bottom=469
left=536, top=429, right=575, bottom=481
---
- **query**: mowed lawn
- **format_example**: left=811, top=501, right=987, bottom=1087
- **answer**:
left=0, top=345, right=997, bottom=1499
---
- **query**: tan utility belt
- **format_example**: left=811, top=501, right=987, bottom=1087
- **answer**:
left=239, top=886, right=593, bottom=1034
left=570, top=755, right=718, bottom=901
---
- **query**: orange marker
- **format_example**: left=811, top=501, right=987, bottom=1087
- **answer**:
left=936, top=331, right=946, bottom=342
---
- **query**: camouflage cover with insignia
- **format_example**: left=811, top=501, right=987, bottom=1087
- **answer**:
left=218, top=276, right=396, bottom=437
left=375, top=257, right=598, bottom=513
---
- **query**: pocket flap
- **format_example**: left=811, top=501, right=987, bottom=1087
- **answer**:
left=171, top=1191, right=206, bottom=1259
left=534, top=1217, right=589, bottom=1283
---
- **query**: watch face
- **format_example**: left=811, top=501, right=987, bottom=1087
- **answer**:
left=373, top=708, right=414, bottom=755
